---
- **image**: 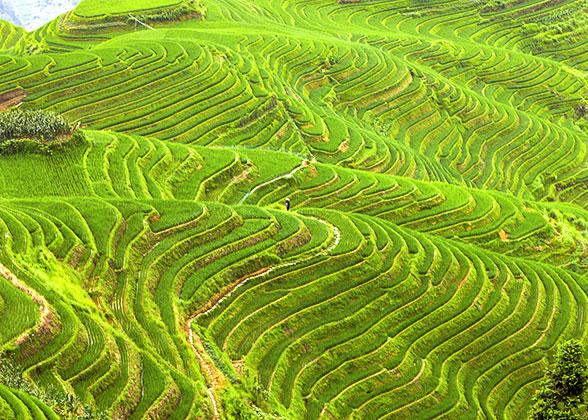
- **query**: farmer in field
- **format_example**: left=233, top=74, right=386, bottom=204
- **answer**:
left=285, top=198, right=290, bottom=211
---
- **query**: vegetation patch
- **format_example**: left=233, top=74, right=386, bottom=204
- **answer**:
left=531, top=340, right=588, bottom=419
left=0, top=358, right=109, bottom=419
left=0, top=0, right=588, bottom=418
left=0, top=110, right=85, bottom=155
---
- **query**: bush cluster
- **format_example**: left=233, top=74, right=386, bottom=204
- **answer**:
left=132, top=0, right=206, bottom=23
left=0, top=109, right=86, bottom=155
left=202, top=341, right=239, bottom=384
left=0, top=131, right=86, bottom=155
left=0, top=109, right=71, bottom=142
left=530, top=340, right=588, bottom=420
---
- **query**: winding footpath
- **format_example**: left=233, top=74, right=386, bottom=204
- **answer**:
left=238, top=163, right=309, bottom=205
left=188, top=323, right=220, bottom=419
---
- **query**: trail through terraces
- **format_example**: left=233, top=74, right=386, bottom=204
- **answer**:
left=186, top=215, right=341, bottom=418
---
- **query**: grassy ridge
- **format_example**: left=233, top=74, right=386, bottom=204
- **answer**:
left=74, top=0, right=184, bottom=17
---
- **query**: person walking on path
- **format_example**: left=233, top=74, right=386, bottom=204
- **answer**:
left=285, top=198, right=290, bottom=211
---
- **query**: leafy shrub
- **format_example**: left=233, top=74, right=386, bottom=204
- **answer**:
left=530, top=340, right=588, bottom=420
left=0, top=109, right=71, bottom=142
left=222, top=388, right=259, bottom=420
left=202, top=341, right=239, bottom=384
left=0, top=110, right=86, bottom=155
left=0, top=130, right=87, bottom=155
left=132, top=0, right=206, bottom=23
left=481, top=0, right=506, bottom=11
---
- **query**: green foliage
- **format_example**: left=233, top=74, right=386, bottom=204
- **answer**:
left=0, top=110, right=71, bottom=143
left=202, top=341, right=239, bottom=384
left=0, top=358, right=109, bottom=419
left=223, top=387, right=259, bottom=420
left=0, top=396, right=14, bottom=420
left=0, top=130, right=87, bottom=156
left=530, top=340, right=588, bottom=420
left=482, top=0, right=506, bottom=11
left=134, top=0, right=206, bottom=23
left=0, top=109, right=86, bottom=155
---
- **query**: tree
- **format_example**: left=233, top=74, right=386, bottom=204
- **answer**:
left=531, top=340, right=588, bottom=420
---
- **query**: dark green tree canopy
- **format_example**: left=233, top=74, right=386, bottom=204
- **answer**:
left=531, top=340, right=588, bottom=420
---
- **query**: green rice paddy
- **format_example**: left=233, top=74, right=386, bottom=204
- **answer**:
left=0, top=0, right=587, bottom=418
left=74, top=0, right=184, bottom=17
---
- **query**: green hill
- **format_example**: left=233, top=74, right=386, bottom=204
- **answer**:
left=74, top=0, right=185, bottom=17
left=0, top=0, right=587, bottom=418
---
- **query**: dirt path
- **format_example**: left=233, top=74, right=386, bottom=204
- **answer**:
left=239, top=163, right=308, bottom=205
left=187, top=319, right=221, bottom=419
left=0, top=89, right=26, bottom=111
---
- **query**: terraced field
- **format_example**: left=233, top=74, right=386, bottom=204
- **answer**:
left=0, top=0, right=588, bottom=418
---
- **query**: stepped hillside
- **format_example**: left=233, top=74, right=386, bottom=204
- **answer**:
left=0, top=0, right=588, bottom=419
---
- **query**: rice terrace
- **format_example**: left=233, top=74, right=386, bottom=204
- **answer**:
left=0, top=0, right=587, bottom=418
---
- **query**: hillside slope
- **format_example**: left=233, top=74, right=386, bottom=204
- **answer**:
left=0, top=0, right=588, bottom=419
